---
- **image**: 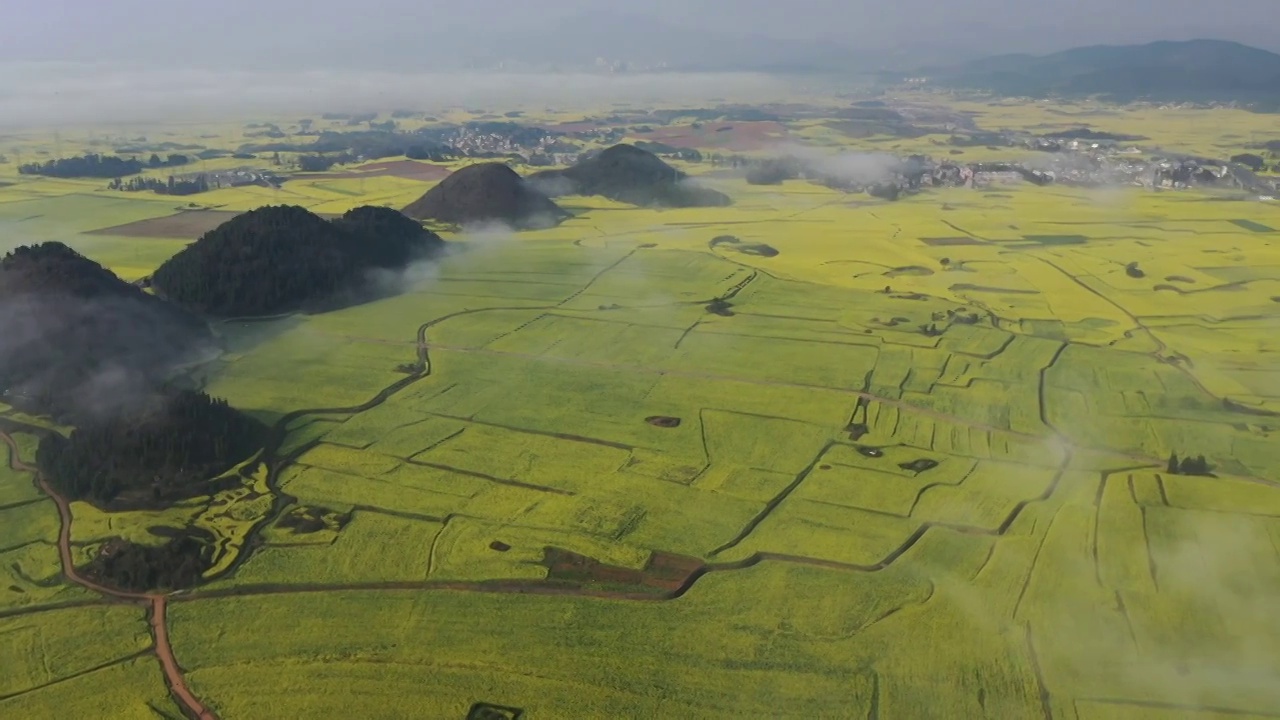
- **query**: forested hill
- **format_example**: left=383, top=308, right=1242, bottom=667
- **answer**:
left=917, top=40, right=1280, bottom=107
left=151, top=205, right=444, bottom=317
left=37, top=389, right=267, bottom=508
left=528, top=144, right=731, bottom=208
left=0, top=242, right=214, bottom=421
left=401, top=162, right=569, bottom=230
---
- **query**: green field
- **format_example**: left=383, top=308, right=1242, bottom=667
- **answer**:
left=2, top=96, right=1279, bottom=719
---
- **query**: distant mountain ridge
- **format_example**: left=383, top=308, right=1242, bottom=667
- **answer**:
left=917, top=39, right=1280, bottom=107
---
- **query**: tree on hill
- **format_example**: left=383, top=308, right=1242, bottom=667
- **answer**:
left=151, top=204, right=445, bottom=317
left=36, top=389, right=267, bottom=508
left=333, top=205, right=445, bottom=268
left=401, top=163, right=569, bottom=229
left=85, top=530, right=216, bottom=592
left=0, top=242, right=214, bottom=422
left=528, top=144, right=731, bottom=208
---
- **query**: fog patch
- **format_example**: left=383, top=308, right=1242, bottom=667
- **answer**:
left=0, top=63, right=788, bottom=128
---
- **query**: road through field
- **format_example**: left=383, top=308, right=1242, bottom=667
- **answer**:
left=1, top=431, right=218, bottom=720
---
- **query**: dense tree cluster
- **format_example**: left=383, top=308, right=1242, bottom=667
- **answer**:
left=19, top=154, right=144, bottom=178
left=1166, top=453, right=1213, bottom=476
left=18, top=153, right=191, bottom=178
left=528, top=144, right=731, bottom=208
left=145, top=153, right=191, bottom=168
left=632, top=141, right=703, bottom=162
left=1042, top=128, right=1147, bottom=142
left=296, top=154, right=352, bottom=172
left=746, top=159, right=799, bottom=185
left=1230, top=153, right=1266, bottom=171
left=402, top=163, right=569, bottom=230
left=85, top=532, right=215, bottom=592
left=242, top=130, right=455, bottom=162
left=0, top=242, right=213, bottom=421
left=333, top=205, right=445, bottom=268
left=151, top=204, right=444, bottom=317
left=37, top=389, right=267, bottom=507
left=404, top=145, right=452, bottom=162
left=108, top=175, right=211, bottom=196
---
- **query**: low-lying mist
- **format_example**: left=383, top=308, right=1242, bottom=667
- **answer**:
left=0, top=63, right=789, bottom=128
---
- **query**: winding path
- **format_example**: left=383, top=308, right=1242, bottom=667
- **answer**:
left=2, top=432, right=217, bottom=720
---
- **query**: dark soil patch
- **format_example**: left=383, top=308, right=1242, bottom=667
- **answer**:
left=1024, top=234, right=1088, bottom=245
left=871, top=316, right=913, bottom=327
left=632, top=121, right=788, bottom=152
left=542, top=547, right=702, bottom=592
left=709, top=234, right=778, bottom=257
left=1229, top=219, right=1276, bottom=233
left=899, top=458, right=939, bottom=473
left=277, top=505, right=349, bottom=534
left=819, top=464, right=832, bottom=470
left=845, top=422, right=869, bottom=441
left=646, top=416, right=682, bottom=428
left=885, top=265, right=934, bottom=277
left=1222, top=398, right=1280, bottom=417
left=1165, top=275, right=1195, bottom=283
left=489, top=541, right=511, bottom=552
left=467, top=702, right=524, bottom=720
left=1125, top=262, right=1146, bottom=278
left=951, top=283, right=1040, bottom=295
left=857, top=446, right=885, bottom=458
left=87, top=210, right=244, bottom=239
left=921, top=236, right=986, bottom=246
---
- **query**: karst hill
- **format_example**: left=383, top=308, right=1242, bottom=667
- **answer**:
left=151, top=204, right=444, bottom=317
left=529, top=143, right=732, bottom=208
left=0, top=242, right=214, bottom=421
left=401, top=162, right=569, bottom=229
left=36, top=388, right=268, bottom=509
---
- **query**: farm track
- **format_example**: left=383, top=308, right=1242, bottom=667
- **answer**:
left=1, top=432, right=218, bottom=720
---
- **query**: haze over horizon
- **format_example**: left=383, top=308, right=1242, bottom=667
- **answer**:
left=3, top=0, right=1279, bottom=72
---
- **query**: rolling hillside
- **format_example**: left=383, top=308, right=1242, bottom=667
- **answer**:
left=920, top=39, right=1280, bottom=106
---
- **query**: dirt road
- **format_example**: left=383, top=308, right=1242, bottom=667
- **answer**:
left=2, top=431, right=218, bottom=720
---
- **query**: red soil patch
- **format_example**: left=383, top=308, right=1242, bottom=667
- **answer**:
left=636, top=122, right=789, bottom=152
left=318, top=160, right=452, bottom=181
left=87, top=209, right=341, bottom=239
left=543, top=547, right=703, bottom=593
left=87, top=210, right=243, bottom=239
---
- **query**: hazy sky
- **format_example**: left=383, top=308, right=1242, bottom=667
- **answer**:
left=3, top=0, right=1278, bottom=69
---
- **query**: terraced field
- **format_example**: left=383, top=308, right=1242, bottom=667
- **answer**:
left=2, top=108, right=1279, bottom=719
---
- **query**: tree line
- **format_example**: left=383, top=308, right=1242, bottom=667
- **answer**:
left=108, top=175, right=211, bottom=195
left=19, top=152, right=192, bottom=178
